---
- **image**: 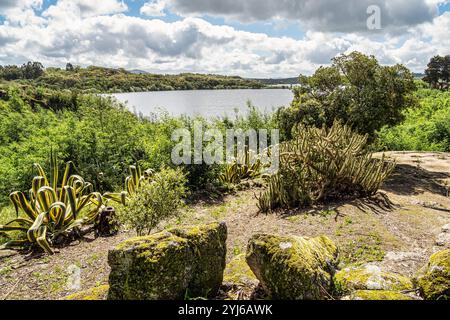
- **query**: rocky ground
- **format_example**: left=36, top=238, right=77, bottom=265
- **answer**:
left=0, top=152, right=449, bottom=300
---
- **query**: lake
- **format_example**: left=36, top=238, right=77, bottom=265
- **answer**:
left=110, top=89, right=294, bottom=118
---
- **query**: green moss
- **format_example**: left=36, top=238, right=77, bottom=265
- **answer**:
left=415, top=249, right=450, bottom=300
left=334, top=265, right=413, bottom=296
left=0, top=266, right=12, bottom=276
left=224, top=254, right=258, bottom=285
left=246, top=234, right=339, bottom=300
left=344, top=290, right=415, bottom=300
left=108, top=222, right=227, bottom=300
left=340, top=234, right=386, bottom=266
left=64, top=285, right=109, bottom=300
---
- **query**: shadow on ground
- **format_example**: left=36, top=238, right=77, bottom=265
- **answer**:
left=382, top=164, right=449, bottom=197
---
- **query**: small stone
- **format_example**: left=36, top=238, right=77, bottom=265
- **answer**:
left=435, top=233, right=450, bottom=247
left=442, top=224, right=450, bottom=233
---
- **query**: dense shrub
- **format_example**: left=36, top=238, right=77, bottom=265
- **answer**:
left=277, top=52, right=417, bottom=141
left=258, top=122, right=395, bottom=213
left=117, top=167, right=187, bottom=236
left=377, top=89, right=450, bottom=152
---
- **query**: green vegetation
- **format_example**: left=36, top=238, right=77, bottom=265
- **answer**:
left=1, top=63, right=265, bottom=93
left=219, top=149, right=263, bottom=184
left=377, top=89, right=450, bottom=151
left=0, top=51, right=449, bottom=259
left=423, top=55, right=450, bottom=90
left=65, top=285, right=110, bottom=301
left=344, top=290, right=415, bottom=300
left=333, top=265, right=413, bottom=295
left=117, top=167, right=187, bottom=236
left=276, top=52, right=417, bottom=141
left=0, top=159, right=102, bottom=254
left=415, top=249, right=450, bottom=300
left=340, top=233, right=386, bottom=266
left=0, top=62, right=44, bottom=81
left=257, top=122, right=395, bottom=212
left=0, top=84, right=277, bottom=207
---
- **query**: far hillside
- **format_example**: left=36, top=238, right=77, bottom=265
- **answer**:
left=0, top=63, right=266, bottom=93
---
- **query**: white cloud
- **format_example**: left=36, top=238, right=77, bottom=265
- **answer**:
left=0, top=0, right=448, bottom=77
left=162, top=0, right=446, bottom=32
left=43, top=0, right=128, bottom=20
left=140, top=0, right=167, bottom=17
left=0, top=0, right=44, bottom=26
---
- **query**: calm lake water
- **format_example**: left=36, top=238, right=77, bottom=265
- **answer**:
left=111, top=89, right=294, bottom=118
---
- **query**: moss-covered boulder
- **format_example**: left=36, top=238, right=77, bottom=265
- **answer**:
left=108, top=222, right=227, bottom=300
left=415, top=249, right=450, bottom=300
left=246, top=234, right=339, bottom=300
left=64, top=285, right=109, bottom=300
left=334, top=265, right=413, bottom=295
left=224, top=254, right=258, bottom=285
left=342, top=290, right=416, bottom=301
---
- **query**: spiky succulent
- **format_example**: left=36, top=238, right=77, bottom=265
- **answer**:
left=257, top=121, right=395, bottom=213
left=0, top=158, right=102, bottom=254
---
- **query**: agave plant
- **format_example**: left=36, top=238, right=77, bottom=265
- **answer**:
left=103, top=165, right=155, bottom=205
left=219, top=148, right=263, bottom=184
left=0, top=160, right=102, bottom=254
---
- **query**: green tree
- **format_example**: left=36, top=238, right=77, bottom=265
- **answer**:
left=0, top=65, right=23, bottom=80
left=66, top=63, right=74, bottom=72
left=22, top=61, right=44, bottom=79
left=278, top=52, right=417, bottom=140
left=423, top=55, right=450, bottom=90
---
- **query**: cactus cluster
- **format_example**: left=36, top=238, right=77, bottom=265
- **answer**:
left=257, top=121, right=395, bottom=213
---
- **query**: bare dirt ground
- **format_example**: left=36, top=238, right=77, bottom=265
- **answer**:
left=0, top=152, right=449, bottom=300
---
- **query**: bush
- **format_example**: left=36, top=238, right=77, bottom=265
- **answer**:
left=377, top=89, right=450, bottom=152
left=277, top=52, right=417, bottom=141
left=257, top=121, right=395, bottom=213
left=118, top=167, right=187, bottom=236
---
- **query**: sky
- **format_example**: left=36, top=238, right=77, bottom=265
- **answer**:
left=0, top=0, right=449, bottom=78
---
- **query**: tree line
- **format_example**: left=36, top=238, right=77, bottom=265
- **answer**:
left=0, top=62, right=44, bottom=81
left=0, top=62, right=265, bottom=93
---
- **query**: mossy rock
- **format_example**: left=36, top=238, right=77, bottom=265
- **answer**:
left=108, top=222, right=227, bottom=300
left=342, top=290, right=416, bottom=301
left=64, top=285, right=109, bottom=300
left=246, top=234, right=339, bottom=300
left=224, top=254, right=258, bottom=285
left=334, top=265, right=413, bottom=295
left=415, top=249, right=450, bottom=300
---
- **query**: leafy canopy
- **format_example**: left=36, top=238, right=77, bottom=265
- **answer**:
left=277, top=51, right=417, bottom=140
